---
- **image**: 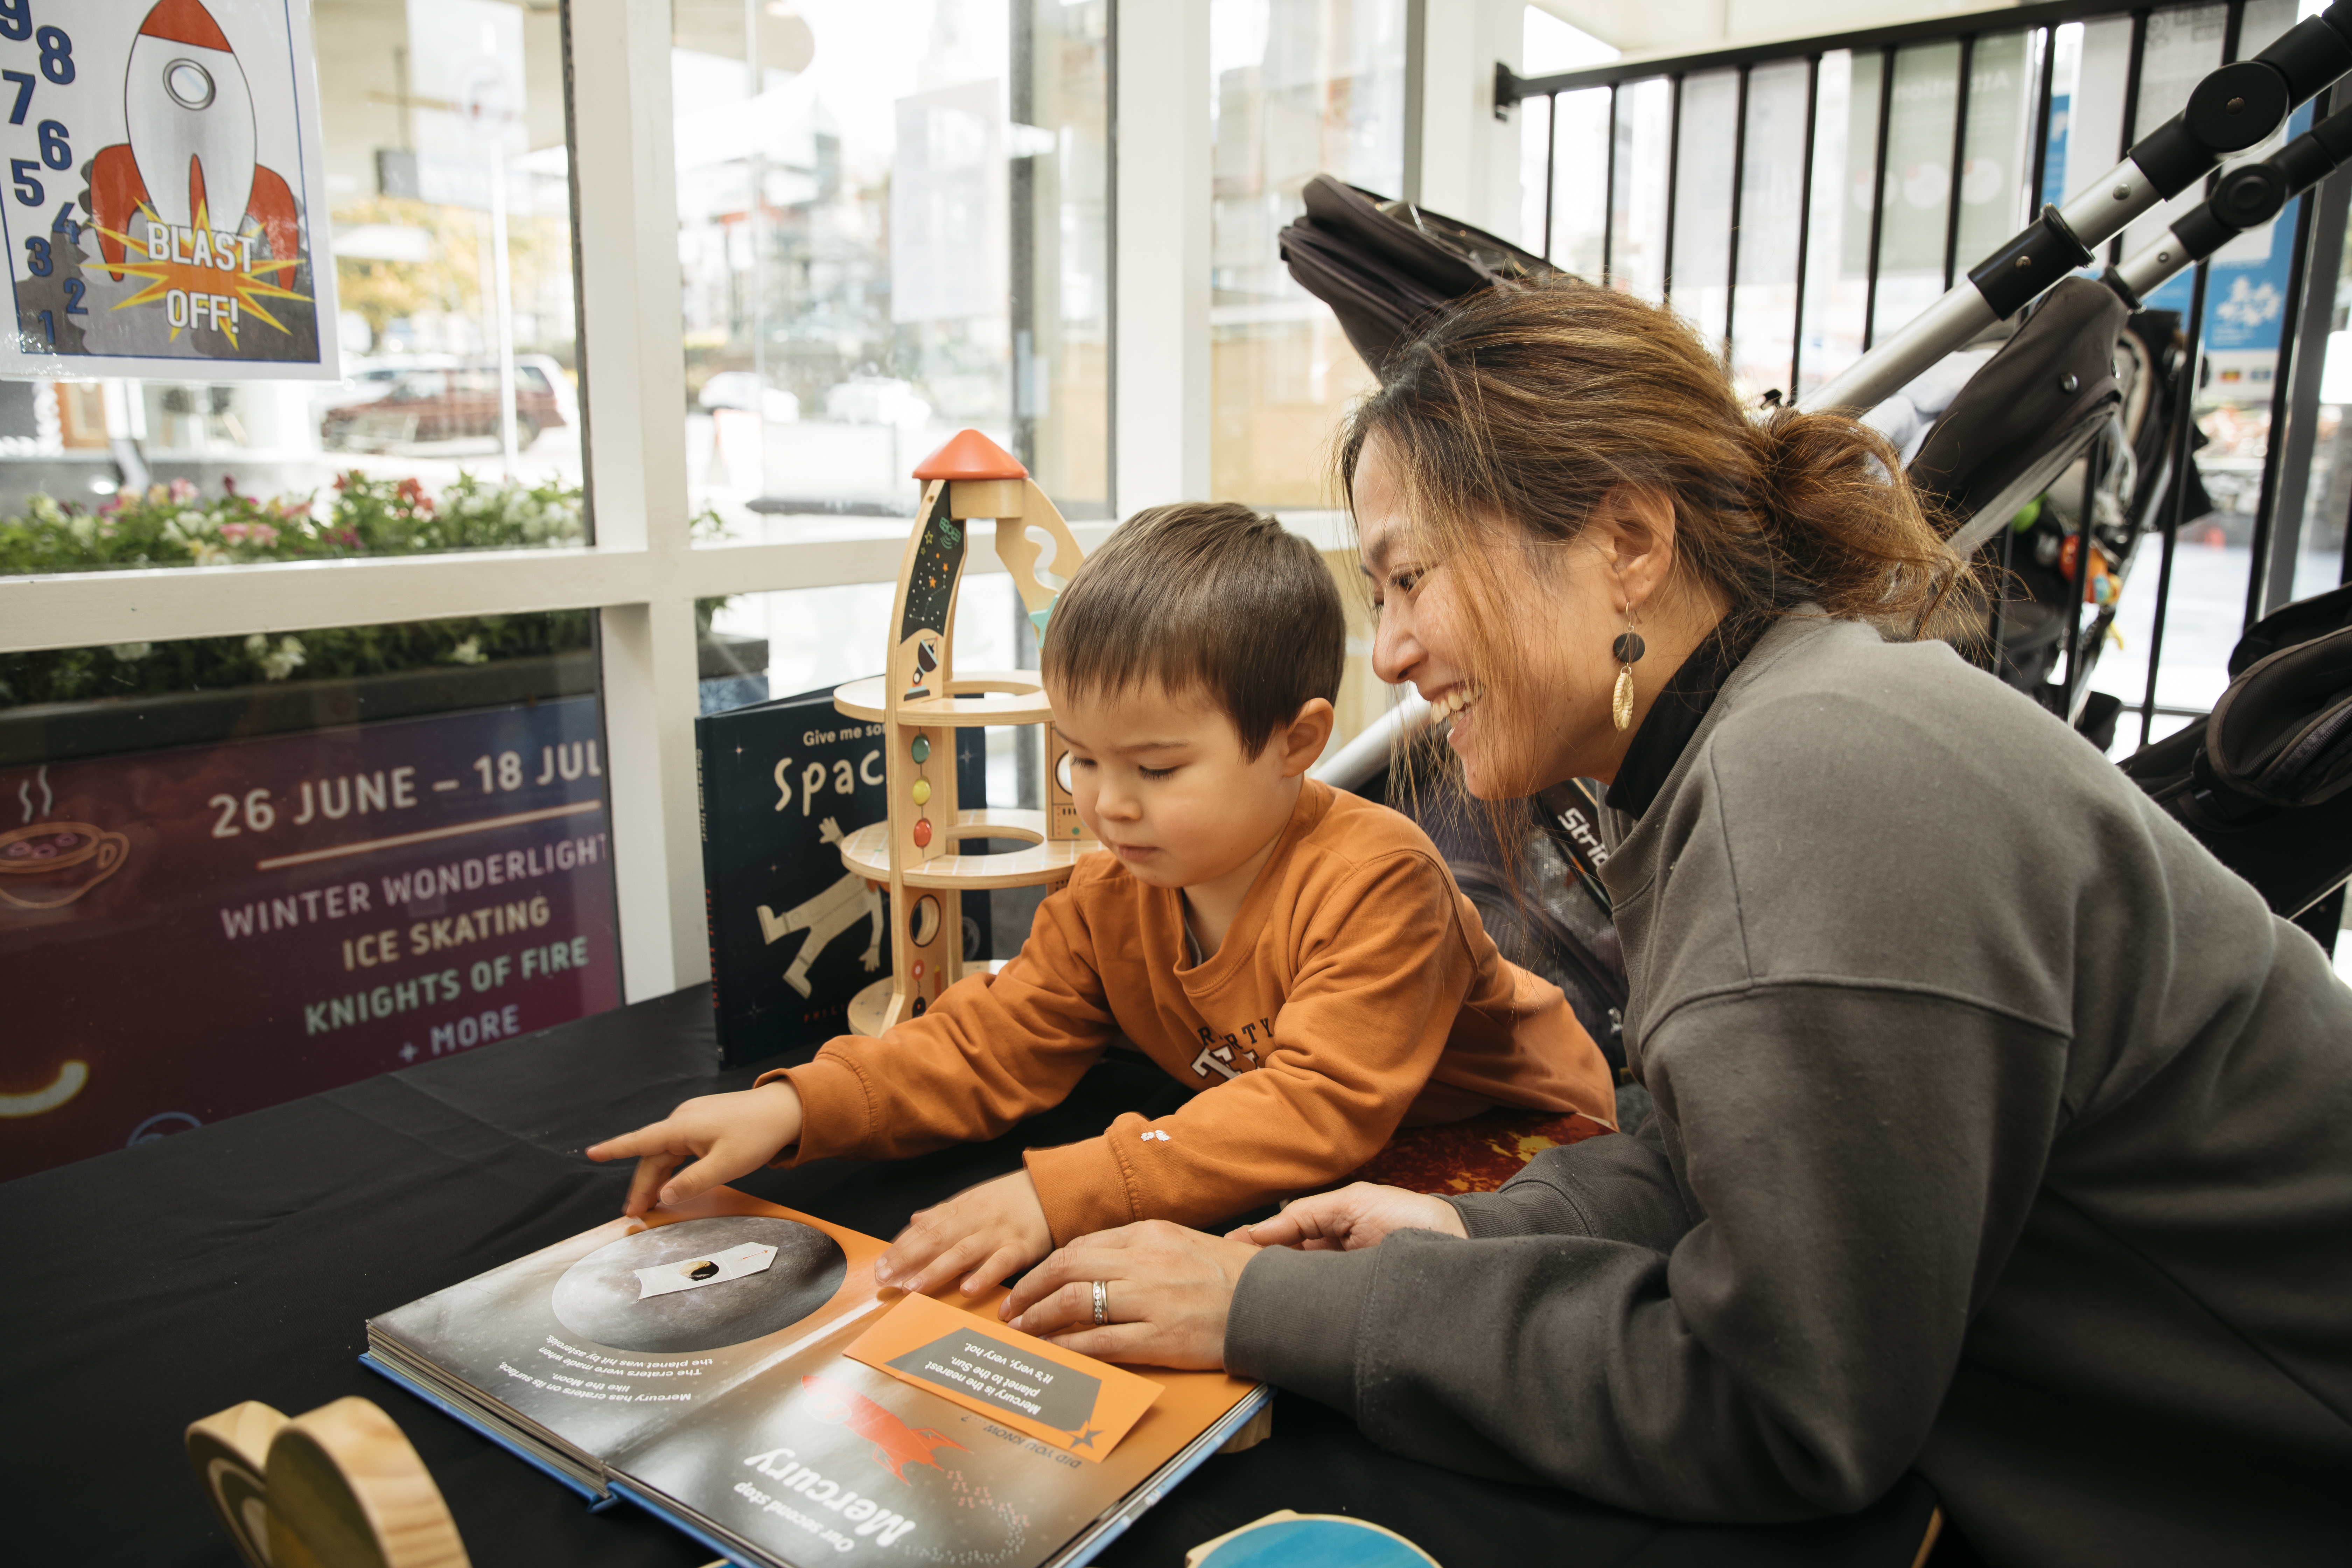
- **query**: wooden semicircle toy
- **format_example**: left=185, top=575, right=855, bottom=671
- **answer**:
left=828, top=429, right=1099, bottom=1035
left=187, top=1395, right=471, bottom=1568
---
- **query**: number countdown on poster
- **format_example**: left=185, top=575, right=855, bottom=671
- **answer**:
left=0, top=0, right=337, bottom=380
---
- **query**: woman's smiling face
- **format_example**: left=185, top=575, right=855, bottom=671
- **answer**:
left=1354, top=434, right=1633, bottom=799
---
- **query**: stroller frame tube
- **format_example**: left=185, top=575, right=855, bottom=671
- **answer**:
left=1802, top=2, right=2352, bottom=418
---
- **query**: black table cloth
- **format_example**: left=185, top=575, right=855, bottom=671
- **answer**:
left=0, top=986, right=1937, bottom=1566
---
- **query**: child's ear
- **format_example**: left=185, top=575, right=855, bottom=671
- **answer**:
left=1277, top=698, right=1336, bottom=778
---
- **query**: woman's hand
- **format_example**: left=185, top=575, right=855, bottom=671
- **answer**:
left=1232, top=1182, right=1465, bottom=1251
left=585, top=1080, right=804, bottom=1216
left=1001, top=1221, right=1259, bottom=1369
left=874, top=1171, right=1055, bottom=1298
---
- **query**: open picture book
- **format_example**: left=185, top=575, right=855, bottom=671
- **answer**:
left=363, top=1188, right=1269, bottom=1568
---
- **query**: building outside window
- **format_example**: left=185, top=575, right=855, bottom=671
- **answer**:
left=1209, top=0, right=1405, bottom=511
left=0, top=0, right=622, bottom=1183
left=3, top=1, right=1116, bottom=1182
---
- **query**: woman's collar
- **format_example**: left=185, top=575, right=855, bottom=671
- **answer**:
left=1604, top=617, right=1767, bottom=818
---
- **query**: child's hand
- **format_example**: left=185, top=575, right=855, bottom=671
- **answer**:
left=586, top=1080, right=805, bottom=1217
left=1228, top=1181, right=1465, bottom=1251
left=874, top=1170, right=1054, bottom=1298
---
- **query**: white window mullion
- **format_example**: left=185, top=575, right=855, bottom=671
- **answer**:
left=1115, top=0, right=1212, bottom=511
left=0, top=530, right=1138, bottom=658
left=0, top=550, right=643, bottom=654
left=571, top=0, right=703, bottom=1002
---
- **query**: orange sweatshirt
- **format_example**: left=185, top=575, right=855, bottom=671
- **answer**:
left=760, top=780, right=1615, bottom=1242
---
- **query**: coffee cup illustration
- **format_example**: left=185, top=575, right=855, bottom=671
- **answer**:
left=0, top=821, right=131, bottom=910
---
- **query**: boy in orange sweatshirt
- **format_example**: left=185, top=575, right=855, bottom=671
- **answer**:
left=590, top=504, right=1614, bottom=1300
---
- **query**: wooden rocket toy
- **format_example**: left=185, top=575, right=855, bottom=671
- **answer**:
left=830, top=431, right=1098, bottom=1035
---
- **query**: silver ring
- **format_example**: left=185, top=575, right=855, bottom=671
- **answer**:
left=1090, top=1279, right=1108, bottom=1326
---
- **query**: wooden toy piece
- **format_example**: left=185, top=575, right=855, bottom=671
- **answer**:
left=186, top=1396, right=471, bottom=1568
left=874, top=476, right=974, bottom=1032
left=267, top=1398, right=470, bottom=1568
left=913, top=427, right=1029, bottom=483
left=990, top=478, right=1092, bottom=845
left=990, top=479, right=1084, bottom=621
left=188, top=1400, right=287, bottom=1568
left=836, top=811, right=1093, bottom=888
left=1215, top=1400, right=1275, bottom=1455
left=836, top=430, right=1101, bottom=1035
left=831, top=671, right=1056, bottom=727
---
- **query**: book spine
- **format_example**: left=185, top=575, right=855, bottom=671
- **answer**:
left=692, top=724, right=726, bottom=1058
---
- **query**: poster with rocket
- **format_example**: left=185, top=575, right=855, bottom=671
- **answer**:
left=0, top=0, right=336, bottom=380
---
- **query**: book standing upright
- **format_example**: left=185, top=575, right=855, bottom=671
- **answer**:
left=696, top=688, right=989, bottom=1068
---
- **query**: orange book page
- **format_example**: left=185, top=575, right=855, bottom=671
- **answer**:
left=640, top=1189, right=1261, bottom=1466
left=845, top=1294, right=1162, bottom=1462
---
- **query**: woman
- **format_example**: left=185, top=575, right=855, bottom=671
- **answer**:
left=999, top=280, right=2352, bottom=1566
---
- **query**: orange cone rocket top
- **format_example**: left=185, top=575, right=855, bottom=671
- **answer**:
left=911, top=429, right=1027, bottom=482
left=139, top=0, right=233, bottom=49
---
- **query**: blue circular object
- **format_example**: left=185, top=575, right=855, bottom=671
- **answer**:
left=1191, top=1516, right=1436, bottom=1568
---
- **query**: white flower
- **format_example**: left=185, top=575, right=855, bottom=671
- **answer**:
left=259, top=635, right=306, bottom=681
left=108, top=642, right=153, bottom=662
left=444, top=635, right=485, bottom=666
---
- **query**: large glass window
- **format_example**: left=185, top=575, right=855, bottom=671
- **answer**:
left=1, top=0, right=584, bottom=552
left=2090, top=176, right=2352, bottom=751
left=673, top=0, right=1112, bottom=799
left=1519, top=7, right=1615, bottom=272
left=1, top=0, right=616, bottom=1181
left=1209, top=0, right=1406, bottom=509
left=0, top=603, right=620, bottom=1182
left=2078, top=1, right=2331, bottom=750
left=677, top=0, right=1111, bottom=545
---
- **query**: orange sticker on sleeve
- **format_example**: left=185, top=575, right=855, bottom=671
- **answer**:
left=844, top=1294, right=1162, bottom=1462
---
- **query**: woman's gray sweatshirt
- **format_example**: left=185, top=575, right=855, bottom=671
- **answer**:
left=1226, top=612, right=2352, bottom=1566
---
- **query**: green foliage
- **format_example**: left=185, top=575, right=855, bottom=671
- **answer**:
left=0, top=474, right=729, bottom=708
left=0, top=470, right=586, bottom=575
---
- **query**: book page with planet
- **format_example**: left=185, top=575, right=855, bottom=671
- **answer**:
left=365, top=1187, right=1267, bottom=1568
left=0, top=0, right=338, bottom=378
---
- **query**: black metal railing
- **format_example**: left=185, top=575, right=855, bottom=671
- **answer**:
left=1500, top=0, right=2352, bottom=751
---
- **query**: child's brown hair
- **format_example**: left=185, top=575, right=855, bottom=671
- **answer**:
left=1041, top=503, right=1344, bottom=758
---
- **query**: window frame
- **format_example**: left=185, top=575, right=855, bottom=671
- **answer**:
left=0, top=0, right=1140, bottom=1004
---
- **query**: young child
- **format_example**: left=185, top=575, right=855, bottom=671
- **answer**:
left=589, top=504, right=1615, bottom=1298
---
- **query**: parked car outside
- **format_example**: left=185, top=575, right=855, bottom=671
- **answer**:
left=314, top=354, right=461, bottom=416
left=823, top=375, right=931, bottom=427
left=697, top=371, right=799, bottom=423
left=320, top=362, right=568, bottom=450
left=516, top=354, right=581, bottom=429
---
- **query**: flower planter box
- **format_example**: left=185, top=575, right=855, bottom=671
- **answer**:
left=0, top=632, right=764, bottom=769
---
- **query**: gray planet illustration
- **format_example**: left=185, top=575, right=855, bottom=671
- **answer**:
left=551, top=1216, right=848, bottom=1353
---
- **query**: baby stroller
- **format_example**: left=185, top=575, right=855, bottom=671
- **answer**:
left=1284, top=175, right=2351, bottom=953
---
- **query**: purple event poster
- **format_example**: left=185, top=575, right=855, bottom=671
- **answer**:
left=0, top=696, right=620, bottom=1181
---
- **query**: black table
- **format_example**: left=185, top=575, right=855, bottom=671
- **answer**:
left=0, top=987, right=1938, bottom=1566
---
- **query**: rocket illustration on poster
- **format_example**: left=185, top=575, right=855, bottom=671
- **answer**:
left=0, top=0, right=337, bottom=380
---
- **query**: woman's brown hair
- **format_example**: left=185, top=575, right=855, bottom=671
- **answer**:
left=1336, top=277, right=1974, bottom=688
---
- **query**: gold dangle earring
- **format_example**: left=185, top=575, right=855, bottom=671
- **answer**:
left=1611, top=612, right=1645, bottom=732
